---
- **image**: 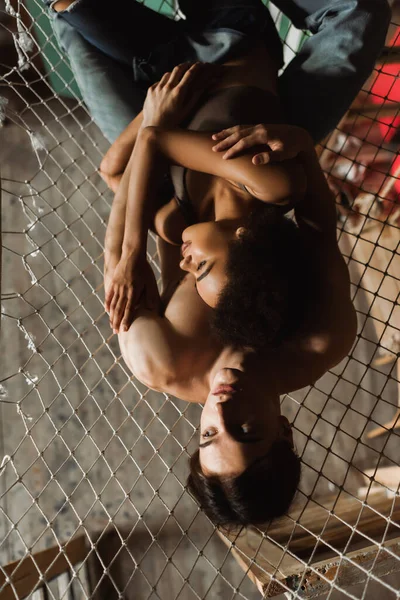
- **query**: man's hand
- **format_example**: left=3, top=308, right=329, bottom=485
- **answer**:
left=142, top=62, right=220, bottom=129
left=105, top=256, right=160, bottom=333
left=211, top=124, right=311, bottom=164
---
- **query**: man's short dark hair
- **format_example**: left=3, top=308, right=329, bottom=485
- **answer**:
left=187, top=439, right=301, bottom=529
left=212, top=205, right=307, bottom=350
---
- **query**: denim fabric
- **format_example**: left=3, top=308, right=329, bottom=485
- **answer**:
left=50, top=16, right=146, bottom=142
left=276, top=0, right=391, bottom=141
left=46, top=0, right=283, bottom=77
left=47, top=0, right=391, bottom=143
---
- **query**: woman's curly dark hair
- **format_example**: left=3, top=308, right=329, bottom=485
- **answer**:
left=211, top=204, right=307, bottom=350
left=187, top=439, right=301, bottom=529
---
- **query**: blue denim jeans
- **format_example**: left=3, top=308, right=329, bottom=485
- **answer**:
left=47, top=0, right=390, bottom=143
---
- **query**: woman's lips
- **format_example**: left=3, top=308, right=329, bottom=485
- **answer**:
left=181, top=241, right=191, bottom=257
left=211, top=384, right=238, bottom=396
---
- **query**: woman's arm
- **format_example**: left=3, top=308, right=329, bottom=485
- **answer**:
left=99, top=112, right=144, bottom=193
left=105, top=127, right=165, bottom=330
left=147, top=126, right=306, bottom=205
left=107, top=64, right=221, bottom=331
left=211, top=123, right=337, bottom=238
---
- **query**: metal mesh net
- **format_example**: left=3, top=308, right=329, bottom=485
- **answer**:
left=1, top=1, right=399, bottom=599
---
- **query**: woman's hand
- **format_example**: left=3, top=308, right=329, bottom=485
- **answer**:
left=142, top=62, right=219, bottom=128
left=105, top=255, right=160, bottom=333
left=211, top=124, right=311, bottom=164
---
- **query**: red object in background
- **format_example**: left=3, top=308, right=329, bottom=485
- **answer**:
left=370, top=27, right=400, bottom=193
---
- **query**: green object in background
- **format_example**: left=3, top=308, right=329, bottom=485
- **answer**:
left=26, top=0, right=81, bottom=99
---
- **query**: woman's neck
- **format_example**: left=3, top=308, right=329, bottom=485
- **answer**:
left=213, top=177, right=257, bottom=221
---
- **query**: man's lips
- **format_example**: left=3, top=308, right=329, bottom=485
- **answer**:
left=211, top=384, right=238, bottom=396
left=181, top=241, right=191, bottom=257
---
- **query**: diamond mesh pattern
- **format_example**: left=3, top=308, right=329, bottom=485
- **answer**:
left=1, top=1, right=400, bottom=599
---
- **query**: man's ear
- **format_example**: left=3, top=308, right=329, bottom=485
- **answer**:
left=279, top=415, right=294, bottom=447
left=235, top=227, right=247, bottom=240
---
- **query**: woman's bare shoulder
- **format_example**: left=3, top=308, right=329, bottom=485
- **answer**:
left=154, top=198, right=187, bottom=245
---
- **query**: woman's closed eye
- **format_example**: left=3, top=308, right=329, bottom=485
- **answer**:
left=197, top=260, right=207, bottom=272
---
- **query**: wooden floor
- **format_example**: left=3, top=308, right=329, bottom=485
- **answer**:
left=1, top=96, right=400, bottom=599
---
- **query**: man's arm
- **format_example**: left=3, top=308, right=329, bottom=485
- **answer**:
left=294, top=131, right=338, bottom=239
left=275, top=0, right=391, bottom=142
left=118, top=309, right=183, bottom=392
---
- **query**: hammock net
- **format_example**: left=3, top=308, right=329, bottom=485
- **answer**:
left=1, top=1, right=400, bottom=599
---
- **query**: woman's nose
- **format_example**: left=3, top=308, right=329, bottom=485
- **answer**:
left=179, top=255, right=192, bottom=271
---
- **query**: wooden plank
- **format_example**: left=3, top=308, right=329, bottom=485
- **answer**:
left=220, top=531, right=400, bottom=599
left=264, top=490, right=400, bottom=560
left=0, top=536, right=88, bottom=600
left=219, top=491, right=400, bottom=598
left=217, top=525, right=304, bottom=598
left=285, top=537, right=400, bottom=598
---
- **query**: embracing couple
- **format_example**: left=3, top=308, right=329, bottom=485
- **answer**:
left=44, top=0, right=390, bottom=528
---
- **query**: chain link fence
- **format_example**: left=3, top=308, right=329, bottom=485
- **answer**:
left=1, top=1, right=399, bottom=598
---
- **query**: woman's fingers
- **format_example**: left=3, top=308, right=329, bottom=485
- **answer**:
left=220, top=133, right=263, bottom=159
left=212, top=127, right=255, bottom=152
left=109, top=287, right=120, bottom=329
left=252, top=148, right=286, bottom=164
left=167, top=62, right=192, bottom=87
left=105, top=286, right=114, bottom=314
left=212, top=126, right=242, bottom=141
left=252, top=152, right=272, bottom=165
left=112, top=289, right=128, bottom=333
left=158, top=72, right=171, bottom=87
left=177, top=62, right=203, bottom=88
left=212, top=125, right=253, bottom=143
left=120, top=291, right=134, bottom=333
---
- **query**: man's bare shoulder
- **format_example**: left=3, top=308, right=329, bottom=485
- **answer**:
left=276, top=233, right=357, bottom=393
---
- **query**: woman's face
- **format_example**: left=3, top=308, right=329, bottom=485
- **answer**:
left=199, top=368, right=293, bottom=477
left=180, top=222, right=241, bottom=307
